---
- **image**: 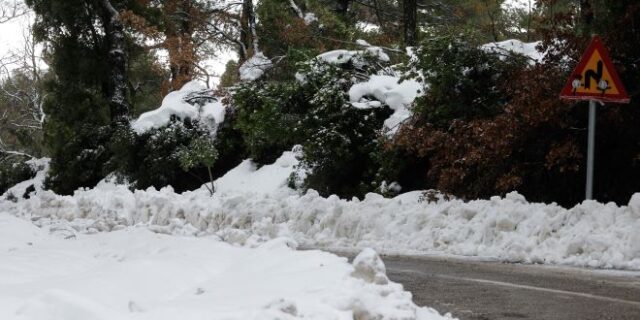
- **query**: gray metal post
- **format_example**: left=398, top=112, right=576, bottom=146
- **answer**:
left=586, top=100, right=596, bottom=200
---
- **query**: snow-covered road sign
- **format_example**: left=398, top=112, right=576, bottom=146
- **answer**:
left=560, top=35, right=630, bottom=104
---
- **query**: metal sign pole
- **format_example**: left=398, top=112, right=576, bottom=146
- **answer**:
left=585, top=100, right=596, bottom=200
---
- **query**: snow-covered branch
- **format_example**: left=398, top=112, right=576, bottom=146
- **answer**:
left=0, top=0, right=27, bottom=24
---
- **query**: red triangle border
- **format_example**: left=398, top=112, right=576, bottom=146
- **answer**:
left=560, top=35, right=630, bottom=104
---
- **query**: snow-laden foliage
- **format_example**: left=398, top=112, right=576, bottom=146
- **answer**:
left=109, top=81, right=244, bottom=192
left=132, top=81, right=225, bottom=135
left=232, top=47, right=398, bottom=198
left=238, top=52, right=273, bottom=82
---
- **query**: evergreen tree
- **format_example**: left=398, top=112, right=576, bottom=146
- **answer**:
left=26, top=0, right=135, bottom=194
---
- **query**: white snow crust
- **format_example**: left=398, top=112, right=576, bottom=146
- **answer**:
left=317, top=41, right=390, bottom=65
left=0, top=213, right=452, bottom=320
left=349, top=75, right=422, bottom=135
left=132, top=81, right=225, bottom=134
left=239, top=52, right=273, bottom=81
left=3, top=151, right=640, bottom=271
left=481, top=39, right=544, bottom=63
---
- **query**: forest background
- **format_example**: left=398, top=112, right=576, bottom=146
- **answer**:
left=1, top=0, right=639, bottom=207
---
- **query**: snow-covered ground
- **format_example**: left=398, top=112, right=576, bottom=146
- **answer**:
left=3, top=150, right=640, bottom=271
left=0, top=213, right=451, bottom=320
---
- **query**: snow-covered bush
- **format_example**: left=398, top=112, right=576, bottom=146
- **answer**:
left=0, top=157, right=36, bottom=197
left=232, top=49, right=401, bottom=198
left=403, top=32, right=527, bottom=127
left=108, top=82, right=245, bottom=192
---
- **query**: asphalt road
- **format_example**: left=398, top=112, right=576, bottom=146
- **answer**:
left=339, top=252, right=640, bottom=320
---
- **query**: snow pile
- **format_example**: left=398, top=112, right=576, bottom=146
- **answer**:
left=482, top=39, right=544, bottom=63
left=239, top=52, right=273, bottom=81
left=349, top=75, right=422, bottom=135
left=3, top=148, right=640, bottom=270
left=132, top=81, right=225, bottom=134
left=1, top=158, right=49, bottom=201
left=213, top=148, right=302, bottom=195
left=0, top=213, right=453, bottom=320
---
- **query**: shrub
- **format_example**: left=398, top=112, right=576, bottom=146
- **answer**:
left=0, top=156, right=36, bottom=196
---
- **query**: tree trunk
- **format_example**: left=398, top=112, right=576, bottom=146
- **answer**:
left=165, top=0, right=196, bottom=91
left=333, top=0, right=350, bottom=20
left=101, top=0, right=129, bottom=124
left=403, top=0, right=418, bottom=47
left=580, top=0, right=594, bottom=35
left=240, top=0, right=257, bottom=61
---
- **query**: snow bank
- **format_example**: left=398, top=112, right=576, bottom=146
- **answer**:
left=239, top=52, right=273, bottom=81
left=3, top=153, right=640, bottom=271
left=482, top=39, right=544, bottom=64
left=0, top=213, right=452, bottom=320
left=2, top=150, right=639, bottom=271
left=132, top=81, right=225, bottom=134
left=213, top=148, right=302, bottom=195
left=349, top=75, right=422, bottom=135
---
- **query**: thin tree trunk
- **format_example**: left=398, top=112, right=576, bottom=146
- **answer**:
left=165, top=0, right=196, bottom=91
left=240, top=0, right=257, bottom=60
left=580, top=0, right=594, bottom=35
left=101, top=0, right=129, bottom=124
left=403, top=0, right=417, bottom=47
left=333, top=0, right=350, bottom=21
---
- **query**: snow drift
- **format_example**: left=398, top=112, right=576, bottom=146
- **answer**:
left=2, top=151, right=639, bottom=271
left=0, top=213, right=452, bottom=320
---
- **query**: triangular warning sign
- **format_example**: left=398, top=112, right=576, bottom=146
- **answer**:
left=560, top=35, right=630, bottom=104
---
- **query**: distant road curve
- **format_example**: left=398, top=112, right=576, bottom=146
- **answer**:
left=331, top=251, right=640, bottom=320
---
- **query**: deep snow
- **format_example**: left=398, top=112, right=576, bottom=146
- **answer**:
left=3, top=150, right=639, bottom=271
left=0, top=213, right=452, bottom=320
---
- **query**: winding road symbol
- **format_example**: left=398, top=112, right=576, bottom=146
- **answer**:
left=560, top=35, right=629, bottom=104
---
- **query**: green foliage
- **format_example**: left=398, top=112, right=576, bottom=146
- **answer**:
left=407, top=32, right=527, bottom=128
left=219, top=60, right=240, bottom=89
left=177, top=136, right=218, bottom=171
left=108, top=119, right=208, bottom=192
left=254, top=0, right=355, bottom=81
left=233, top=82, right=308, bottom=165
